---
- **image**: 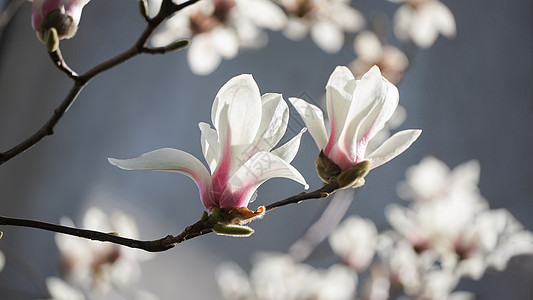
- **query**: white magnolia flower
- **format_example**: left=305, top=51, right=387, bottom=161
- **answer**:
left=55, top=207, right=150, bottom=291
left=46, top=277, right=86, bottom=300
left=390, top=0, right=456, bottom=48
left=289, top=65, right=421, bottom=185
left=109, top=74, right=307, bottom=224
left=151, top=0, right=287, bottom=75
left=329, top=216, right=378, bottom=272
left=217, top=252, right=357, bottom=300
left=351, top=31, right=409, bottom=84
left=277, top=0, right=364, bottom=53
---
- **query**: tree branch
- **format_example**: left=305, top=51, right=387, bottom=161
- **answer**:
left=0, top=0, right=200, bottom=166
left=0, top=181, right=344, bottom=252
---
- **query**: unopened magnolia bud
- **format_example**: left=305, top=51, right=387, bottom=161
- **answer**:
left=315, top=150, right=341, bottom=182
left=336, top=160, right=370, bottom=188
left=45, top=28, right=60, bottom=52
left=164, top=39, right=190, bottom=52
left=32, top=0, right=91, bottom=44
left=39, top=8, right=78, bottom=41
left=139, top=0, right=150, bottom=22
left=212, top=224, right=254, bottom=237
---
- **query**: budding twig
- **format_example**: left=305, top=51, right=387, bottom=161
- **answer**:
left=0, top=181, right=344, bottom=252
left=0, top=0, right=201, bottom=166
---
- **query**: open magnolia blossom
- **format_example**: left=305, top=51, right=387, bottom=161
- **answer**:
left=109, top=74, right=307, bottom=226
left=277, top=0, right=364, bottom=54
left=289, top=65, right=421, bottom=187
left=31, top=0, right=90, bottom=43
left=389, top=0, right=456, bottom=48
left=150, top=0, right=287, bottom=75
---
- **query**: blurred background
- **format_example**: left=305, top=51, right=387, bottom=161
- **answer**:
left=0, top=0, right=532, bottom=299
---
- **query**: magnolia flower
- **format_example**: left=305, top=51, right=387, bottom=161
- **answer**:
left=351, top=31, right=409, bottom=84
left=150, top=0, right=287, bottom=75
left=329, top=216, right=378, bottom=272
left=109, top=74, right=307, bottom=225
left=389, top=0, right=456, bottom=48
left=56, top=207, right=151, bottom=292
left=31, top=0, right=90, bottom=43
left=289, top=66, right=421, bottom=186
left=277, top=0, right=364, bottom=53
left=216, top=253, right=357, bottom=300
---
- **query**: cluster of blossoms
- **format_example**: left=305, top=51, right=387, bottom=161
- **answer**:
left=109, top=65, right=420, bottom=234
left=216, top=157, right=533, bottom=299
left=46, top=207, right=157, bottom=300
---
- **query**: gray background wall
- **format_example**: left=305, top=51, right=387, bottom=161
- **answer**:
left=0, top=0, right=531, bottom=299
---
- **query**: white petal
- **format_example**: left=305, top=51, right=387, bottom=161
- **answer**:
left=283, top=17, right=309, bottom=41
left=366, top=129, right=422, bottom=169
left=188, top=34, right=222, bottom=75
left=222, top=152, right=308, bottom=207
left=288, top=97, right=328, bottom=150
left=325, top=66, right=356, bottom=147
left=272, top=127, right=307, bottom=163
left=46, top=277, right=85, bottom=300
left=212, top=26, right=239, bottom=59
left=311, top=21, right=344, bottom=54
left=199, top=122, right=220, bottom=173
left=212, top=74, right=262, bottom=146
left=108, top=148, right=213, bottom=199
left=236, top=0, right=287, bottom=30
left=428, top=1, right=456, bottom=38
left=354, top=31, right=383, bottom=62
left=249, top=93, right=289, bottom=155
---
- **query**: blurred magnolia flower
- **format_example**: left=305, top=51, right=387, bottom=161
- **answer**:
left=46, top=277, right=86, bottom=300
left=0, top=250, right=5, bottom=273
left=277, top=0, right=364, bottom=53
left=329, top=216, right=378, bottom=272
left=216, top=252, right=357, bottom=300
left=31, top=0, right=90, bottom=43
left=390, top=0, right=456, bottom=48
left=289, top=66, right=421, bottom=187
left=150, top=0, right=287, bottom=75
left=109, top=74, right=307, bottom=226
left=351, top=31, right=409, bottom=84
left=387, top=157, right=533, bottom=281
left=55, top=207, right=151, bottom=292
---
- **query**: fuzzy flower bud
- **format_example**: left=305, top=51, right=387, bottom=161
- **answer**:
left=32, top=0, right=90, bottom=44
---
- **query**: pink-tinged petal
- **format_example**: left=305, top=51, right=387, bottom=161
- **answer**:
left=62, top=0, right=91, bottom=26
left=271, top=128, right=306, bottom=163
left=288, top=97, right=328, bottom=150
left=366, top=129, right=422, bottom=170
left=219, top=152, right=308, bottom=208
left=324, top=66, right=356, bottom=154
left=248, top=93, right=289, bottom=156
left=199, top=122, right=220, bottom=174
left=108, top=148, right=216, bottom=209
left=212, top=74, right=262, bottom=146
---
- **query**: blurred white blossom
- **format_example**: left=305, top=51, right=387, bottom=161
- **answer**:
left=351, top=31, right=409, bottom=84
left=277, top=0, right=364, bottom=53
left=55, top=207, right=152, bottom=292
left=150, top=0, right=287, bottom=75
left=216, top=252, right=357, bottom=300
left=389, top=0, right=456, bottom=48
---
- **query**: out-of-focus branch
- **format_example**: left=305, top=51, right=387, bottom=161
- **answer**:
left=0, top=181, right=344, bottom=252
left=0, top=0, right=200, bottom=166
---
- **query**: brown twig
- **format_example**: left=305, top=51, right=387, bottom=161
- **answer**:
left=0, top=0, right=199, bottom=166
left=0, top=181, right=343, bottom=252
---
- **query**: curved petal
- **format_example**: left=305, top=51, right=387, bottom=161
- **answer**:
left=310, top=20, right=344, bottom=54
left=324, top=66, right=356, bottom=153
left=271, top=127, right=307, bottom=163
left=212, top=74, right=262, bottom=146
left=220, top=152, right=308, bottom=208
left=248, top=93, right=289, bottom=156
left=188, top=33, right=222, bottom=75
left=366, top=129, right=422, bottom=169
left=288, top=97, right=328, bottom=150
left=199, top=122, right=220, bottom=173
left=108, top=148, right=215, bottom=209
left=236, top=0, right=288, bottom=30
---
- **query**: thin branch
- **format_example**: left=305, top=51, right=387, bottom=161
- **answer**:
left=0, top=181, right=344, bottom=252
left=0, top=0, right=200, bottom=166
